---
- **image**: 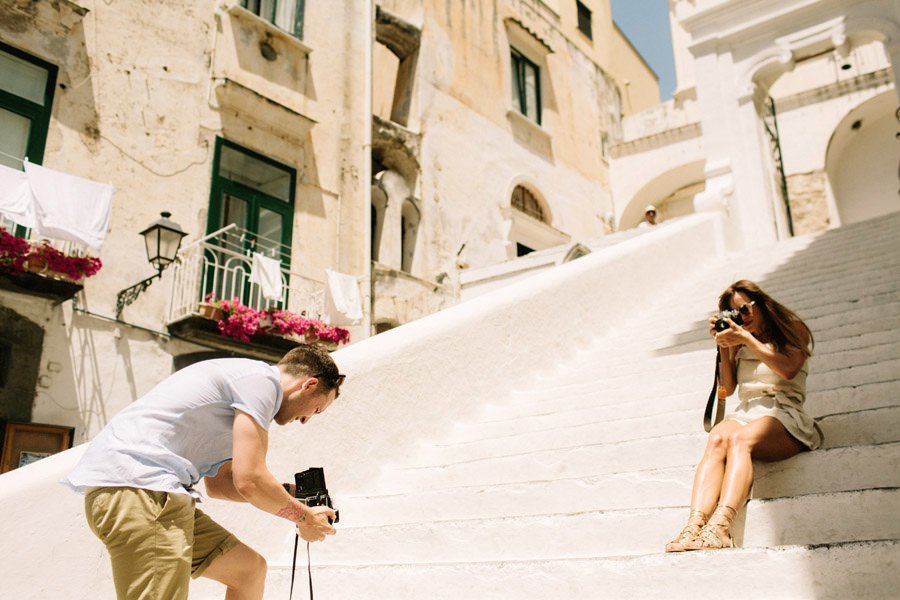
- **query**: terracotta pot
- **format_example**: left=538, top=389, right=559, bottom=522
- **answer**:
left=23, top=257, right=48, bottom=274
left=23, top=258, right=78, bottom=282
left=197, top=303, right=225, bottom=321
left=303, top=330, right=337, bottom=350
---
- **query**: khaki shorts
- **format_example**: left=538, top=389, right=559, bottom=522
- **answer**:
left=85, top=486, right=239, bottom=600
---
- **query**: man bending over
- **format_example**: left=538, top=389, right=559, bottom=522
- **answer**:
left=63, top=344, right=345, bottom=599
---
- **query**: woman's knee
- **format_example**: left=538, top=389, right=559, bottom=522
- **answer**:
left=727, top=429, right=754, bottom=455
left=703, top=430, right=730, bottom=459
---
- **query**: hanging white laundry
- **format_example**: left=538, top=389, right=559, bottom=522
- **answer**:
left=250, top=252, right=283, bottom=301
left=324, top=269, right=362, bottom=325
left=24, top=161, right=113, bottom=251
left=0, top=163, right=37, bottom=229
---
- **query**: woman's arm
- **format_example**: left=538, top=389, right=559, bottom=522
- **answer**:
left=717, top=345, right=739, bottom=396
left=709, top=316, right=739, bottom=395
left=715, top=320, right=809, bottom=380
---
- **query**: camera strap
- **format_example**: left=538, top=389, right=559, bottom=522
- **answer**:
left=703, top=348, right=727, bottom=432
left=288, top=534, right=314, bottom=600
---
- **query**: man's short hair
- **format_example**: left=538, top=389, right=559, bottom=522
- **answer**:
left=278, top=345, right=344, bottom=396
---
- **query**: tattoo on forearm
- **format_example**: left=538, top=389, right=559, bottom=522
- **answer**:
left=276, top=500, right=306, bottom=522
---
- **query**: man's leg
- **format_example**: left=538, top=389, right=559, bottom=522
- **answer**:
left=85, top=487, right=194, bottom=600
left=201, top=541, right=268, bottom=600
left=191, top=508, right=267, bottom=600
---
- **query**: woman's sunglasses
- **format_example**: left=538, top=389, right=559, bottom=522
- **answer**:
left=738, top=301, right=755, bottom=315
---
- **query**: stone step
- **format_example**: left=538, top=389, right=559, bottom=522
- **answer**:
left=513, top=344, right=900, bottom=426
left=308, top=488, right=900, bottom=566
left=521, top=336, right=900, bottom=404
left=411, top=401, right=900, bottom=480
left=384, top=407, right=899, bottom=493
left=587, top=299, right=900, bottom=366
left=568, top=299, right=900, bottom=375
left=810, top=379, right=900, bottom=417
left=453, top=379, right=900, bottom=451
left=240, top=539, right=900, bottom=600
left=491, top=353, right=900, bottom=429
left=338, top=442, right=900, bottom=527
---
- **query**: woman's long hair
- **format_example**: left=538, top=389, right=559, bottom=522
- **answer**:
left=718, top=280, right=814, bottom=356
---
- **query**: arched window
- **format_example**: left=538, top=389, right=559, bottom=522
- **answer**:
left=371, top=183, right=387, bottom=262
left=400, top=199, right=420, bottom=273
left=511, top=185, right=547, bottom=223
left=503, top=183, right=568, bottom=258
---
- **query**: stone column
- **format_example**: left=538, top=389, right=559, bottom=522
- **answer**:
left=689, top=45, right=782, bottom=250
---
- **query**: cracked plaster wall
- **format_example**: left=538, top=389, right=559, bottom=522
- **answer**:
left=0, top=0, right=368, bottom=443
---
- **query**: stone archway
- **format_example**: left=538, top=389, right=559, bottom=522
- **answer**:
left=825, top=90, right=900, bottom=225
left=619, top=160, right=706, bottom=230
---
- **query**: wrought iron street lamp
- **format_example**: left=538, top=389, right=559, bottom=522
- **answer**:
left=115, top=211, right=187, bottom=318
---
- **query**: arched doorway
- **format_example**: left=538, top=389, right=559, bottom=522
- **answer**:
left=825, top=91, right=899, bottom=226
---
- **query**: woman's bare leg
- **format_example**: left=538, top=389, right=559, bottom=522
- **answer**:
left=718, top=416, right=806, bottom=510
left=686, top=416, right=806, bottom=550
left=690, top=420, right=744, bottom=516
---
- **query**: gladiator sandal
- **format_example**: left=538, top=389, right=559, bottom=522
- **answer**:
left=665, top=509, right=708, bottom=553
left=684, top=505, right=736, bottom=550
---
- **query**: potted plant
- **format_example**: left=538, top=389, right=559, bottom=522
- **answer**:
left=216, top=297, right=263, bottom=343
left=198, top=293, right=225, bottom=321
left=1, top=228, right=102, bottom=282
left=0, top=227, right=30, bottom=273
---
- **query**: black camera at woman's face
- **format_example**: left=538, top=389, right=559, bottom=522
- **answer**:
left=715, top=309, right=744, bottom=332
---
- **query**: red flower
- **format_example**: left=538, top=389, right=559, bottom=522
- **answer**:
left=208, top=296, right=351, bottom=346
left=0, top=228, right=102, bottom=281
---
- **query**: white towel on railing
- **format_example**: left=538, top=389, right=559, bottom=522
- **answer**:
left=250, top=252, right=283, bottom=300
left=24, top=161, right=113, bottom=250
left=325, top=269, right=362, bottom=325
left=0, top=163, right=37, bottom=228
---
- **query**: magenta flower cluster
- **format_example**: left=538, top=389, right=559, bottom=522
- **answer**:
left=206, top=295, right=350, bottom=346
left=0, top=227, right=102, bottom=281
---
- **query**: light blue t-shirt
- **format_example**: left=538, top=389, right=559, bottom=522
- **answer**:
left=63, top=358, right=282, bottom=499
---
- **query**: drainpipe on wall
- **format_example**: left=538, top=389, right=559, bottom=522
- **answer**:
left=362, top=0, right=374, bottom=339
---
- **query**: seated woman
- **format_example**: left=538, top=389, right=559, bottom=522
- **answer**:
left=666, top=280, right=821, bottom=551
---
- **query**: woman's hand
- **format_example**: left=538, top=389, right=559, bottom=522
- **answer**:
left=709, top=315, right=749, bottom=347
left=715, top=320, right=750, bottom=348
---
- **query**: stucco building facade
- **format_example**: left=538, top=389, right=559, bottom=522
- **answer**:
left=0, top=0, right=653, bottom=451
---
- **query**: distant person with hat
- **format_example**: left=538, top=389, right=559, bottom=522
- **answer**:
left=638, top=205, right=659, bottom=229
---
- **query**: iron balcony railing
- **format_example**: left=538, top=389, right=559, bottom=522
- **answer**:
left=167, top=223, right=325, bottom=322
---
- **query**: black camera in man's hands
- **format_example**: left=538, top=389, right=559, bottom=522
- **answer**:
left=294, top=467, right=339, bottom=524
left=714, top=309, right=744, bottom=332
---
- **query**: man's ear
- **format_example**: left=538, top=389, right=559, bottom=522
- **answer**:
left=302, top=377, right=319, bottom=393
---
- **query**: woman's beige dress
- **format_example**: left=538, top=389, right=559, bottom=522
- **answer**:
left=725, top=344, right=822, bottom=450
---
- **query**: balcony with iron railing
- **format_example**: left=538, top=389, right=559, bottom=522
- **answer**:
left=166, top=223, right=328, bottom=360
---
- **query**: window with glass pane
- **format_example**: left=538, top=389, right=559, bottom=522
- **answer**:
left=0, top=43, right=56, bottom=237
left=0, top=43, right=56, bottom=170
left=510, top=48, right=541, bottom=125
left=207, top=139, right=295, bottom=305
left=240, top=0, right=305, bottom=39
left=576, top=1, right=593, bottom=40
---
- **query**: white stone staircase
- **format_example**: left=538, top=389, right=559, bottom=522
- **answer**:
left=3, top=212, right=898, bottom=599
left=256, top=213, right=900, bottom=598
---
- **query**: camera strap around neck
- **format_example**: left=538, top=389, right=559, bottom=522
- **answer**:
left=288, top=534, right=314, bottom=600
left=703, top=347, right=727, bottom=432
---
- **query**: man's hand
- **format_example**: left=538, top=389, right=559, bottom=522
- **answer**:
left=296, top=505, right=337, bottom=542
